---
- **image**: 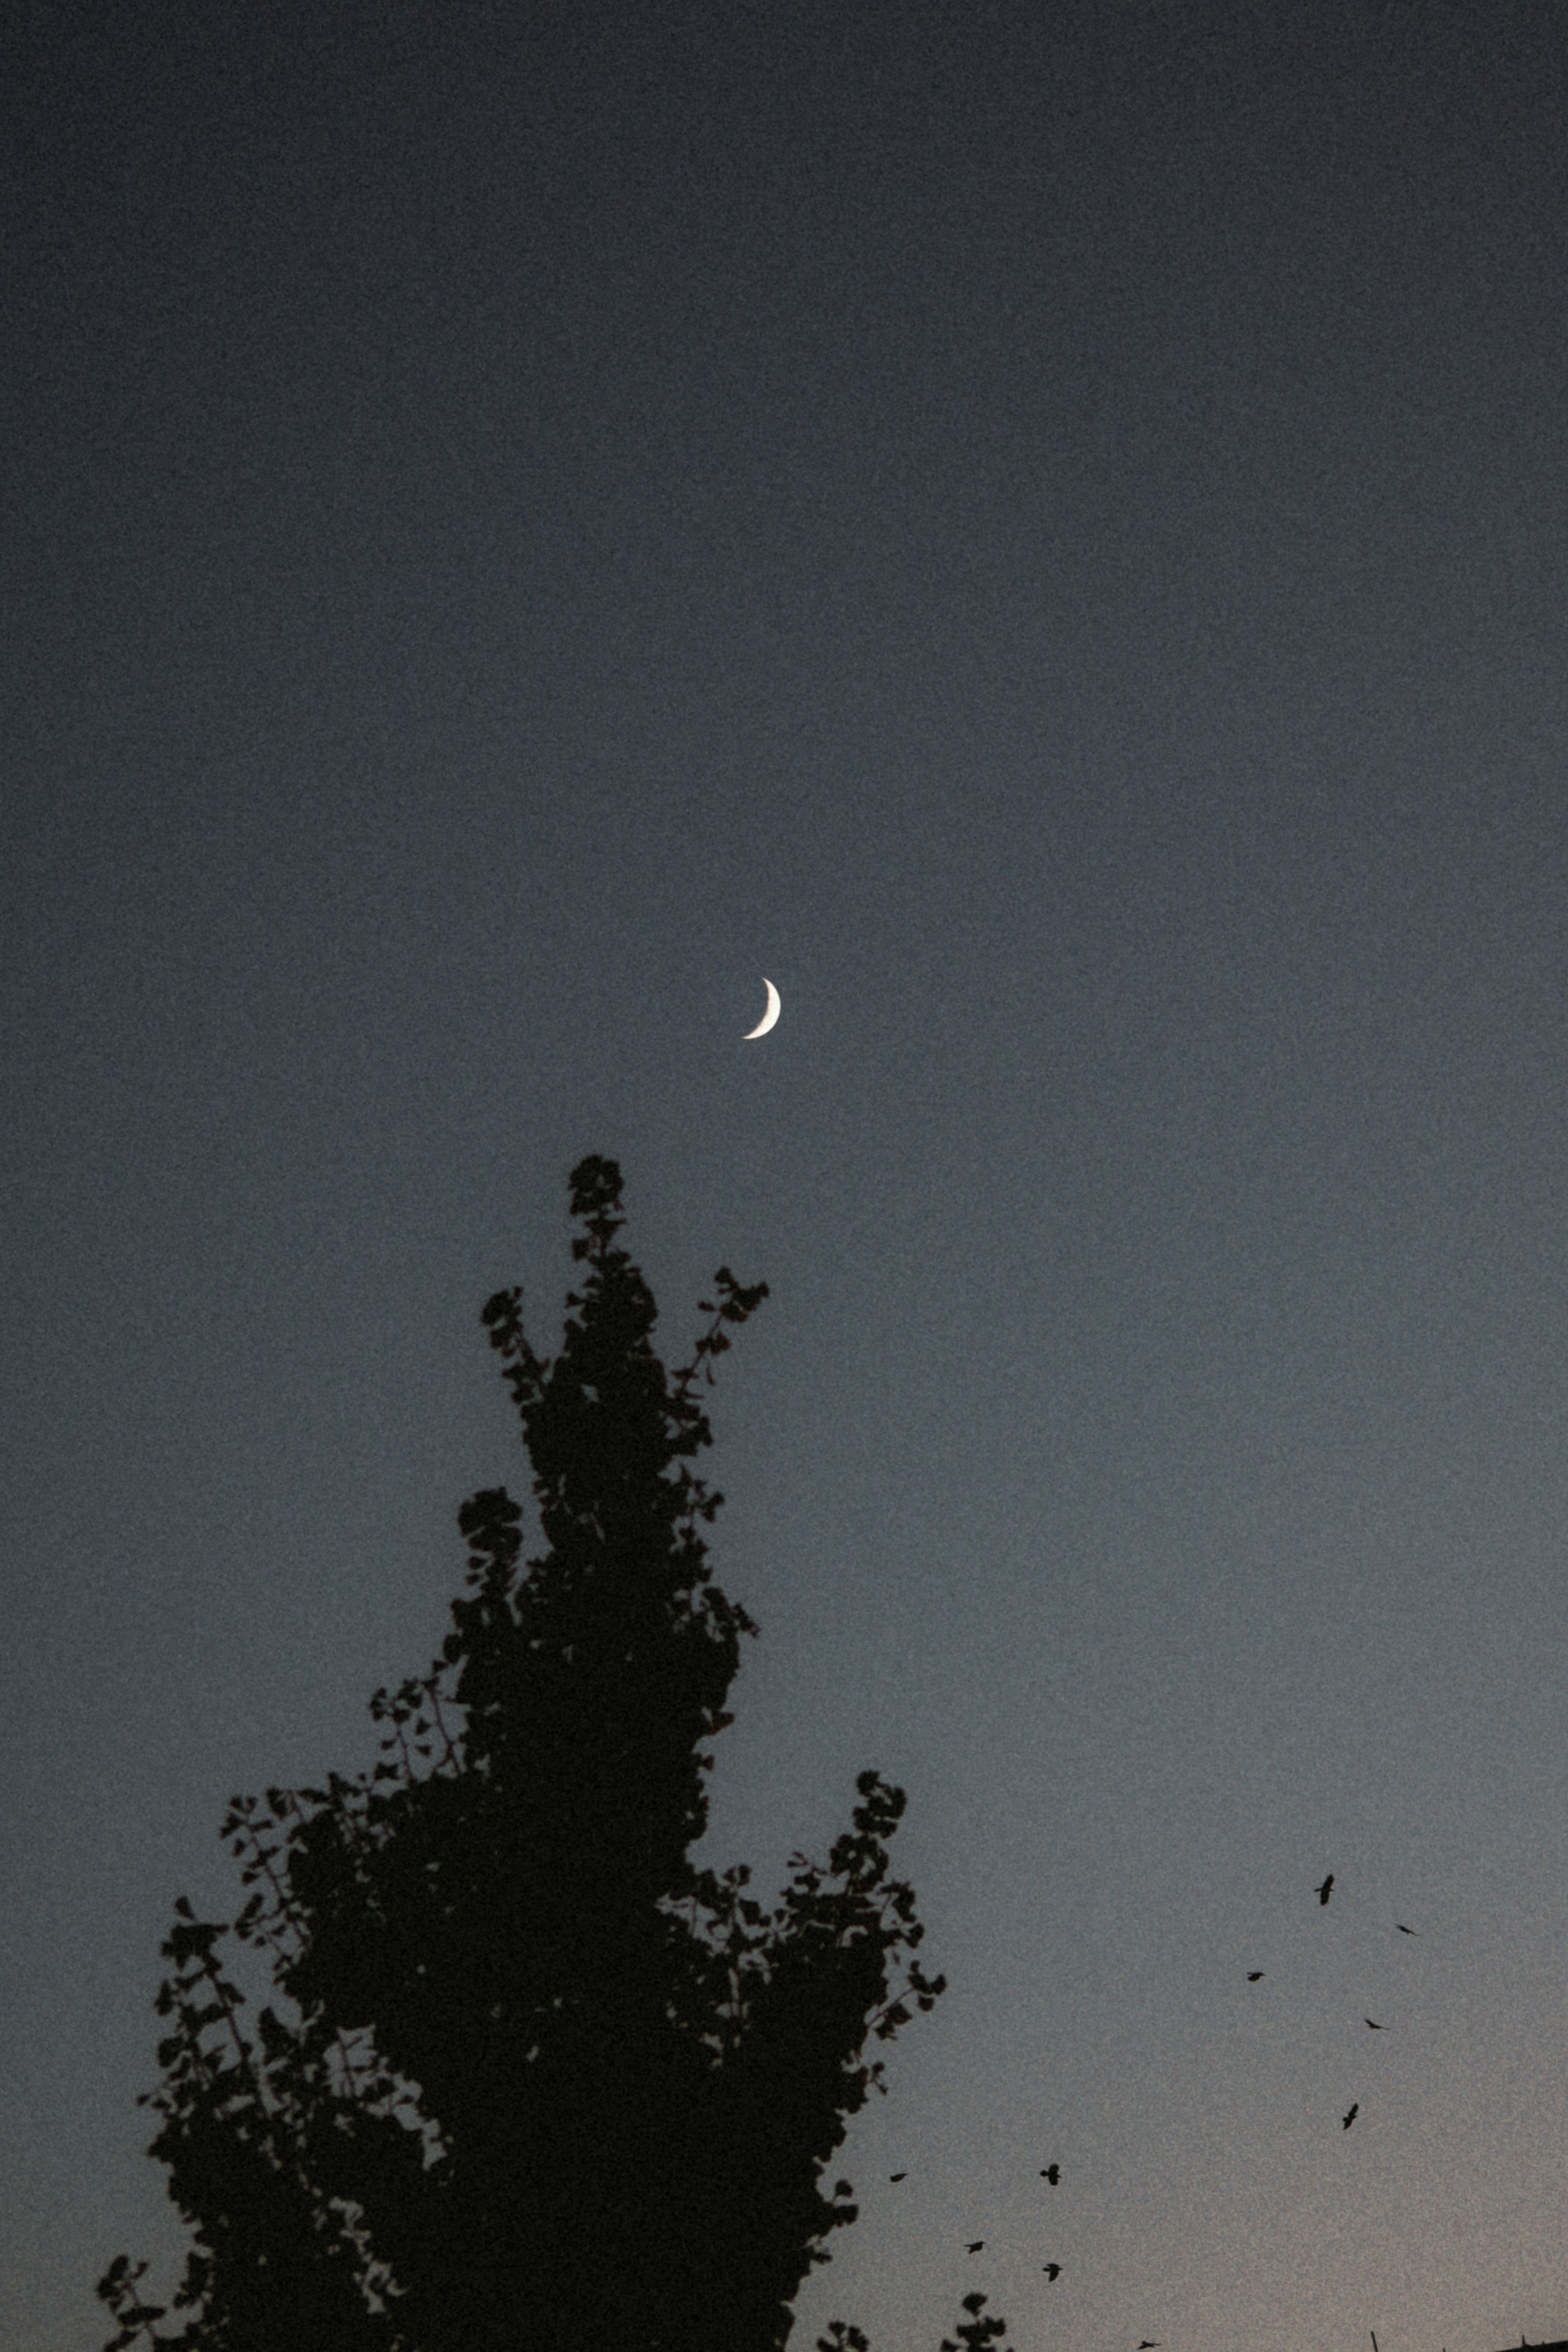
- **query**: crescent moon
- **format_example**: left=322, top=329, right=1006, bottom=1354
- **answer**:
left=743, top=978, right=781, bottom=1039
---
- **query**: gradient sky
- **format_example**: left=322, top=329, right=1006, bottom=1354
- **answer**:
left=6, top=4, right=1568, bottom=2349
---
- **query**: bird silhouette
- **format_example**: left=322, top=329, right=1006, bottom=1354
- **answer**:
left=1137, top=2339, right=1162, bottom=2347
left=1365, top=2018, right=1384, bottom=2030
left=966, top=2241, right=984, bottom=2254
left=1396, top=1923, right=1418, bottom=1935
left=1247, top=1971, right=1264, bottom=1981
left=1342, top=2102, right=1359, bottom=2129
left=1043, top=2264, right=1062, bottom=2281
left=1040, top=2164, right=1061, bottom=2184
left=1317, top=1874, right=1335, bottom=1905
left=889, top=2173, right=907, bottom=2182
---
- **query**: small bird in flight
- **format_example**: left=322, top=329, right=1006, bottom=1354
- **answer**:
left=1365, top=2018, right=1384, bottom=2030
left=1042, top=2264, right=1062, bottom=2281
left=1342, top=2102, right=1359, bottom=2129
left=1396, top=1923, right=1418, bottom=1935
left=889, top=2173, right=907, bottom=2182
left=1137, top=2339, right=1162, bottom=2347
left=1247, top=1971, right=1264, bottom=1981
left=1317, top=1874, right=1335, bottom=1905
left=1040, top=2164, right=1060, bottom=2184
left=965, top=2241, right=984, bottom=2254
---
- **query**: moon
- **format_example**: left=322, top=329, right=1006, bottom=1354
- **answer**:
left=743, top=978, right=781, bottom=1039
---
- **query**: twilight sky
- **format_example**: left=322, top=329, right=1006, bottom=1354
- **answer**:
left=6, top=4, right=1568, bottom=2349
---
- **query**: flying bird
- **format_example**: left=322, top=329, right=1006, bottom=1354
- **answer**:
left=965, top=2241, right=984, bottom=2254
left=1342, top=2102, right=1359, bottom=2129
left=1396, top=1923, right=1418, bottom=1935
left=1365, top=2018, right=1384, bottom=2030
left=1137, top=2339, right=1162, bottom=2347
left=1043, top=2264, right=1062, bottom=2281
left=1040, top=2165, right=1060, bottom=2184
left=1317, top=1874, right=1335, bottom=1905
left=1247, top=1971, right=1264, bottom=1981
left=889, top=2173, right=907, bottom=2183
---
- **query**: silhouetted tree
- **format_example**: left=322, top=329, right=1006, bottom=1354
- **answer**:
left=99, top=1156, right=973, bottom=2352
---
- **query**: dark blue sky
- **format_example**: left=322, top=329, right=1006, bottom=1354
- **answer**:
left=6, top=4, right=1568, bottom=2348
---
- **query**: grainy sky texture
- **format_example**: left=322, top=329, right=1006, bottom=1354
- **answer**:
left=6, top=4, right=1568, bottom=2349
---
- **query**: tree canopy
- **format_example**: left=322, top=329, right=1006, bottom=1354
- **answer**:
left=98, top=1155, right=997, bottom=2352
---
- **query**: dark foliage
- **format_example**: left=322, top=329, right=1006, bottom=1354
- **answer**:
left=99, top=1156, right=967, bottom=2352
